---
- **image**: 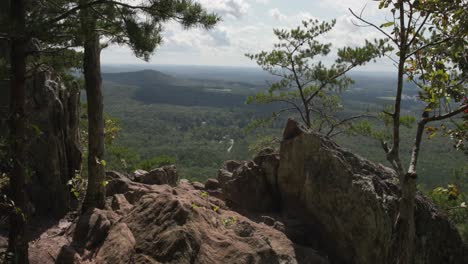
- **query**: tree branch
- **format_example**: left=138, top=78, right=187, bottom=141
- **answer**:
left=425, top=105, right=468, bottom=123
left=45, top=0, right=107, bottom=25
left=349, top=8, right=397, bottom=45
left=305, top=63, right=357, bottom=105
left=406, top=37, right=452, bottom=59
left=326, top=114, right=376, bottom=137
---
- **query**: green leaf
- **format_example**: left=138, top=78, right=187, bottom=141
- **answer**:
left=428, top=132, right=438, bottom=139
left=380, top=22, right=394, bottom=28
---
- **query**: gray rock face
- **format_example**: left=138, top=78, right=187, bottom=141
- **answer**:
left=219, top=160, right=278, bottom=213
left=0, top=69, right=82, bottom=217
left=276, top=119, right=467, bottom=264
left=214, top=119, right=466, bottom=263
left=26, top=70, right=82, bottom=217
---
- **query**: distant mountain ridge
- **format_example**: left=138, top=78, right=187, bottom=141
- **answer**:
left=102, top=69, right=260, bottom=108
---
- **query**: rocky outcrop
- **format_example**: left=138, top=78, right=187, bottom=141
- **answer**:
left=25, top=70, right=82, bottom=217
left=17, top=118, right=467, bottom=264
left=0, top=68, right=82, bottom=217
left=216, top=119, right=467, bottom=263
left=134, top=165, right=178, bottom=186
left=49, top=171, right=328, bottom=264
left=218, top=160, right=278, bottom=213
left=278, top=119, right=467, bottom=263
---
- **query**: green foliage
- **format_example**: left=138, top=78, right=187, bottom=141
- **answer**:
left=67, top=172, right=87, bottom=202
left=248, top=135, right=279, bottom=155
left=246, top=18, right=391, bottom=135
left=106, top=145, right=141, bottom=173
left=71, top=0, right=220, bottom=61
left=429, top=180, right=468, bottom=242
left=351, top=2, right=467, bottom=199
left=222, top=216, right=237, bottom=227
left=104, top=115, right=121, bottom=146
left=137, top=155, right=176, bottom=171
left=101, top=68, right=466, bottom=186
left=27, top=49, right=83, bottom=83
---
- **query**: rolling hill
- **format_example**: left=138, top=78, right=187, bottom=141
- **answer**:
left=100, top=66, right=466, bottom=189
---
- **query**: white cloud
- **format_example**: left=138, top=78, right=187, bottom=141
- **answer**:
left=197, top=0, right=250, bottom=18
left=320, top=0, right=370, bottom=11
left=319, top=0, right=381, bottom=16
left=160, top=23, right=231, bottom=53
left=100, top=0, right=395, bottom=71
left=269, top=8, right=286, bottom=21
left=268, top=11, right=320, bottom=28
left=324, top=15, right=381, bottom=47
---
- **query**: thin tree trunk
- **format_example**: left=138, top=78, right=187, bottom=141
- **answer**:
left=80, top=6, right=105, bottom=212
left=392, top=1, right=415, bottom=263
left=395, top=121, right=425, bottom=264
left=7, top=0, right=29, bottom=262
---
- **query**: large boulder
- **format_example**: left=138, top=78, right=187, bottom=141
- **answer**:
left=73, top=208, right=118, bottom=250
left=219, top=160, right=278, bottom=213
left=96, top=223, right=136, bottom=264
left=277, top=119, right=467, bottom=264
left=134, top=165, right=178, bottom=186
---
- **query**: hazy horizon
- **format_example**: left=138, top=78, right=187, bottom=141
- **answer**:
left=101, top=0, right=396, bottom=72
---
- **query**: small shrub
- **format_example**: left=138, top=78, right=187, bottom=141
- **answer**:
left=429, top=184, right=468, bottom=243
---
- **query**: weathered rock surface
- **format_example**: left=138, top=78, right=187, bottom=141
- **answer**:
left=213, top=119, right=467, bottom=263
left=275, top=119, right=467, bottom=264
left=219, top=160, right=278, bottom=213
left=49, top=174, right=327, bottom=264
left=204, top=178, right=220, bottom=190
left=134, top=165, right=178, bottom=186
left=0, top=68, right=82, bottom=217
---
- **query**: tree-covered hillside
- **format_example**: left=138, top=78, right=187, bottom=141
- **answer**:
left=101, top=67, right=466, bottom=189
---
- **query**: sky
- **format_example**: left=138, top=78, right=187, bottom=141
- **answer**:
left=101, top=0, right=395, bottom=72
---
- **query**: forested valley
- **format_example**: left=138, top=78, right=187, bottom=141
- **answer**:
left=100, top=66, right=467, bottom=189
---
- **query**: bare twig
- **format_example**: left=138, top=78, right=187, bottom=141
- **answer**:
left=349, top=8, right=397, bottom=44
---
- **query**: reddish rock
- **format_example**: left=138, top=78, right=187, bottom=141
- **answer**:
left=191, top=181, right=205, bottom=190
left=96, top=223, right=136, bottom=264
left=204, top=178, right=220, bottom=190
left=111, top=194, right=133, bottom=215
left=134, top=165, right=178, bottom=186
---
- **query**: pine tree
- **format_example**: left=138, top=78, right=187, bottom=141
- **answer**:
left=74, top=0, right=220, bottom=212
left=246, top=19, right=391, bottom=134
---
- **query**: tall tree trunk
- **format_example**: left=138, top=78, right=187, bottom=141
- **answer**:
left=80, top=6, right=105, bottom=212
left=392, top=2, right=415, bottom=263
left=7, top=0, right=29, bottom=262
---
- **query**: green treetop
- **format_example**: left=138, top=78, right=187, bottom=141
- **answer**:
left=246, top=19, right=391, bottom=135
